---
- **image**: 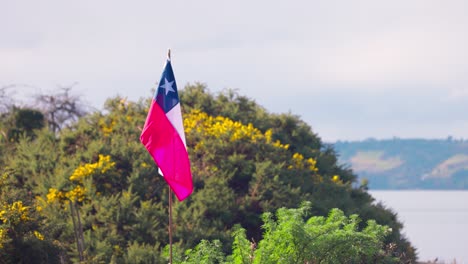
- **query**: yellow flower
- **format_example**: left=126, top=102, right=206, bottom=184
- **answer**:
left=0, top=209, right=6, bottom=221
left=264, top=129, right=273, bottom=142
left=34, top=230, right=44, bottom=241
left=47, top=188, right=62, bottom=203
left=99, top=118, right=116, bottom=137
left=307, top=158, right=318, bottom=172
left=12, top=201, right=29, bottom=221
left=97, top=154, right=115, bottom=173
left=35, top=196, right=48, bottom=213
left=0, top=201, right=30, bottom=224
left=273, top=140, right=289, bottom=150
left=288, top=153, right=318, bottom=172
left=0, top=228, right=7, bottom=248
left=65, top=185, right=86, bottom=202
left=69, top=154, right=115, bottom=182
left=289, top=153, right=305, bottom=169
left=183, top=110, right=289, bottom=149
left=332, top=175, right=340, bottom=183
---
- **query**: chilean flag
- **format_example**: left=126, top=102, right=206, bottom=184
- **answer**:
left=140, top=58, right=193, bottom=201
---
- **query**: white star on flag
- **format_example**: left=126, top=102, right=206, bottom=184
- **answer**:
left=160, top=77, right=175, bottom=95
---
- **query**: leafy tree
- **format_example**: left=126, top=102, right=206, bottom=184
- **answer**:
left=177, top=204, right=399, bottom=264
left=179, top=85, right=415, bottom=261
left=0, top=86, right=417, bottom=262
left=1, top=107, right=45, bottom=143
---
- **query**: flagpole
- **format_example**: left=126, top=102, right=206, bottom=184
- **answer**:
left=168, top=186, right=173, bottom=264
left=166, top=48, right=173, bottom=264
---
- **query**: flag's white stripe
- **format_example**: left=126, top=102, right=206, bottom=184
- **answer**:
left=166, top=103, right=187, bottom=147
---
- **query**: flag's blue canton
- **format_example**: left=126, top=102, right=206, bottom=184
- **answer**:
left=155, top=60, right=180, bottom=113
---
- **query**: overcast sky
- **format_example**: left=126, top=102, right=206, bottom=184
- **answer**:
left=2, top=0, right=468, bottom=141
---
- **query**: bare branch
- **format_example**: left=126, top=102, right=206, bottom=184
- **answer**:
left=34, top=85, right=89, bottom=132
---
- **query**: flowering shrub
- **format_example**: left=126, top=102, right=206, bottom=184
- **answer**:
left=69, top=154, right=115, bottom=182
left=288, top=152, right=318, bottom=172
left=0, top=201, right=30, bottom=224
left=46, top=154, right=115, bottom=205
left=0, top=173, right=44, bottom=249
left=184, top=110, right=289, bottom=149
left=183, top=110, right=321, bottom=179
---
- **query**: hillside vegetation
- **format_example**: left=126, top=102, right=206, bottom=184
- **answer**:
left=0, top=84, right=415, bottom=263
left=334, top=138, right=468, bottom=189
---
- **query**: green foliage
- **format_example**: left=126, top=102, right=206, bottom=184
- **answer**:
left=177, top=204, right=398, bottom=264
left=0, top=87, right=417, bottom=262
left=230, top=226, right=252, bottom=264
left=182, top=240, right=226, bottom=264
left=0, top=169, right=62, bottom=264
left=1, top=107, right=45, bottom=143
left=124, top=241, right=163, bottom=264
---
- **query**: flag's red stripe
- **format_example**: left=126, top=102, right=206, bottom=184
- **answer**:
left=140, top=99, right=193, bottom=201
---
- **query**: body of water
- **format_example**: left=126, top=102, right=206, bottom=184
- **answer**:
left=370, top=190, right=468, bottom=263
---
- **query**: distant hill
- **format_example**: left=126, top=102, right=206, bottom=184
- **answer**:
left=333, top=138, right=468, bottom=189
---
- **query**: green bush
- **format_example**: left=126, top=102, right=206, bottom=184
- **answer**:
left=178, top=203, right=399, bottom=264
